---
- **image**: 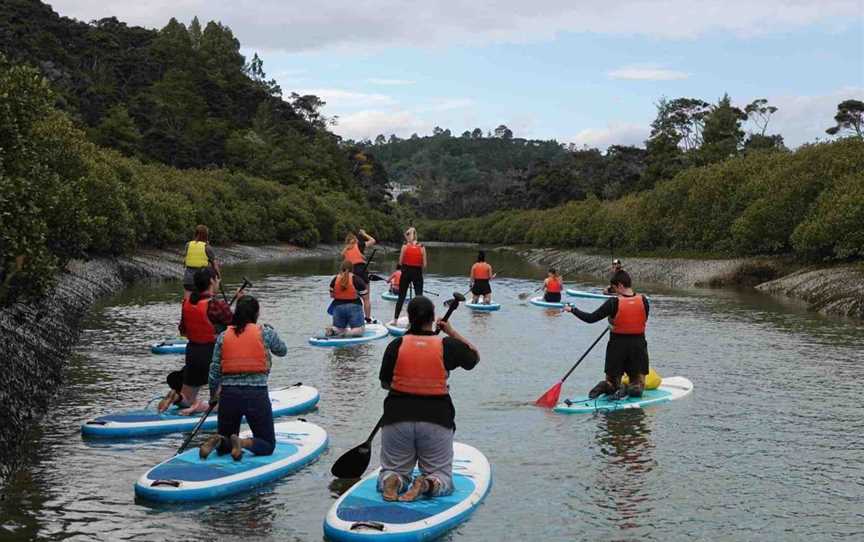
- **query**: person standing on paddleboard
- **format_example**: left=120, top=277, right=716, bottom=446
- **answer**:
left=326, top=260, right=369, bottom=337
left=183, top=225, right=219, bottom=300
left=544, top=268, right=564, bottom=303
left=469, top=251, right=495, bottom=305
left=199, top=295, right=288, bottom=461
left=391, top=227, right=426, bottom=325
left=378, top=296, right=479, bottom=501
left=563, top=270, right=650, bottom=400
left=602, top=259, right=624, bottom=295
left=159, top=269, right=240, bottom=414
left=342, top=230, right=376, bottom=323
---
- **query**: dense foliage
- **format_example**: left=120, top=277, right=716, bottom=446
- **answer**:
left=422, top=139, right=864, bottom=261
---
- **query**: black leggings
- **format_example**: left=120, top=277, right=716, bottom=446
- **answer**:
left=394, top=265, right=423, bottom=319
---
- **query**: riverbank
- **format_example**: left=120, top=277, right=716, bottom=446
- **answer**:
left=0, top=244, right=336, bottom=487
left=516, top=247, right=864, bottom=320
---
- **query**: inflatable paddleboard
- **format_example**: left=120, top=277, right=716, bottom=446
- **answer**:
left=324, top=442, right=491, bottom=542
left=554, top=376, right=693, bottom=414
left=529, top=296, right=565, bottom=309
left=309, top=324, right=389, bottom=347
left=465, top=302, right=501, bottom=312
left=381, top=291, right=400, bottom=301
left=385, top=316, right=410, bottom=337
left=565, top=289, right=613, bottom=300
left=135, top=420, right=327, bottom=503
left=151, top=339, right=188, bottom=355
left=81, top=385, right=319, bottom=438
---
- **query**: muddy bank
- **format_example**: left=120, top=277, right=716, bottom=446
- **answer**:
left=0, top=244, right=334, bottom=487
left=756, top=265, right=864, bottom=320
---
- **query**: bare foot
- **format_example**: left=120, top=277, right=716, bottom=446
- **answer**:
left=230, top=435, right=244, bottom=461
left=382, top=475, right=400, bottom=501
left=198, top=435, right=222, bottom=459
left=157, top=391, right=179, bottom=413
left=398, top=475, right=428, bottom=502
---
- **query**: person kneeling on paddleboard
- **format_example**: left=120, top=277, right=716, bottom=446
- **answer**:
left=602, top=259, right=624, bottom=295
left=159, top=269, right=239, bottom=414
left=469, top=251, right=494, bottom=305
left=378, top=296, right=479, bottom=501
left=387, top=265, right=402, bottom=296
left=199, top=296, right=288, bottom=460
left=544, top=268, right=564, bottom=303
left=563, top=270, right=650, bottom=400
left=327, top=260, right=369, bottom=337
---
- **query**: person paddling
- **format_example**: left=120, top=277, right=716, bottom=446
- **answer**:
left=378, top=296, right=479, bottom=501
left=199, top=296, right=287, bottom=461
left=563, top=270, right=650, bottom=400
left=469, top=251, right=494, bottom=305
left=602, top=259, right=624, bottom=295
left=543, top=268, right=564, bottom=303
left=387, top=265, right=402, bottom=296
left=326, top=260, right=369, bottom=337
left=391, top=227, right=426, bottom=325
left=342, top=230, right=377, bottom=323
left=159, top=269, right=240, bottom=414
left=183, top=225, right=218, bottom=300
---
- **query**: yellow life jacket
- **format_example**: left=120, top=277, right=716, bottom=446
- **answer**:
left=622, top=368, right=662, bottom=390
left=185, top=241, right=209, bottom=268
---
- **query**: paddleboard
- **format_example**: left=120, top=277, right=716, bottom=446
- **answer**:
left=465, top=302, right=501, bottom=312
left=554, top=376, right=693, bottom=414
left=309, top=323, right=389, bottom=347
left=135, top=420, right=328, bottom=503
left=565, top=289, right=613, bottom=300
left=529, top=296, right=565, bottom=309
left=151, top=339, right=188, bottom=355
left=81, top=385, right=319, bottom=438
left=381, top=291, right=400, bottom=301
left=385, top=316, right=410, bottom=337
left=323, top=442, right=491, bottom=542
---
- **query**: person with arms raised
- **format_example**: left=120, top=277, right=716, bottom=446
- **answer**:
left=326, top=260, right=369, bottom=337
left=391, top=227, right=426, bottom=325
left=469, top=251, right=494, bottom=305
left=342, top=230, right=376, bottom=323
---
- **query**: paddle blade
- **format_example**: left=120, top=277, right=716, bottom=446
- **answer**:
left=327, top=300, right=335, bottom=316
left=331, top=443, right=372, bottom=479
left=535, top=381, right=563, bottom=408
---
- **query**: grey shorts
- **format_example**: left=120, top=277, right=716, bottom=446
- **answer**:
left=377, top=421, right=454, bottom=496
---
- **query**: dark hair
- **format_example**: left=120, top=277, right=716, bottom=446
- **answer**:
left=395, top=264, right=401, bottom=271
left=407, top=296, right=435, bottom=333
left=610, top=270, right=632, bottom=288
left=477, top=250, right=486, bottom=262
left=194, top=224, right=209, bottom=242
left=548, top=267, right=557, bottom=274
left=190, top=268, right=213, bottom=304
left=232, top=295, right=260, bottom=335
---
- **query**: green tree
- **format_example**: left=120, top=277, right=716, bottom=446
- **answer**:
left=698, top=93, right=745, bottom=164
left=91, top=104, right=141, bottom=156
left=494, top=124, right=513, bottom=139
left=826, top=99, right=864, bottom=138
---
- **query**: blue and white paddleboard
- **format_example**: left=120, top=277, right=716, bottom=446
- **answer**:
left=81, top=385, right=319, bottom=438
left=465, top=302, right=501, bottom=312
left=309, top=324, right=389, bottom=347
left=529, top=296, right=565, bottom=309
left=324, top=442, right=492, bottom=542
left=381, top=291, right=400, bottom=301
left=135, top=420, right=328, bottom=503
left=151, top=339, right=188, bottom=355
left=565, top=289, right=613, bottom=300
left=554, top=376, right=693, bottom=414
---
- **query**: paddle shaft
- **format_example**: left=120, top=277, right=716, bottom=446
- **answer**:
left=176, top=401, right=216, bottom=455
left=560, top=326, right=610, bottom=382
left=228, top=278, right=252, bottom=306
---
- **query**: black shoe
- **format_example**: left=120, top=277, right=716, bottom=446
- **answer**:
left=588, top=381, right=613, bottom=399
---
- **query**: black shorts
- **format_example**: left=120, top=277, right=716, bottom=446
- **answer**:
left=471, top=279, right=491, bottom=295
left=352, top=263, right=369, bottom=284
left=182, top=341, right=215, bottom=387
left=604, top=335, right=649, bottom=378
left=544, top=292, right=562, bottom=302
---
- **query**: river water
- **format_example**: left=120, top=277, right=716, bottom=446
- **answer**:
left=1, top=246, right=862, bottom=541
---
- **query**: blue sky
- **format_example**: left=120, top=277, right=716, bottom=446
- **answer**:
left=52, top=0, right=863, bottom=148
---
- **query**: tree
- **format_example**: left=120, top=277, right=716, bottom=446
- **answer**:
left=826, top=99, right=864, bottom=138
left=189, top=16, right=202, bottom=49
left=650, top=97, right=711, bottom=151
left=471, top=127, right=483, bottom=138
left=374, top=134, right=386, bottom=145
left=91, top=104, right=141, bottom=156
left=461, top=130, right=471, bottom=138
left=744, top=98, right=777, bottom=136
left=698, top=93, right=746, bottom=165
left=494, top=124, right=513, bottom=139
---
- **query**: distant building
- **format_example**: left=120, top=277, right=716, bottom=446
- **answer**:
left=388, top=182, right=417, bottom=200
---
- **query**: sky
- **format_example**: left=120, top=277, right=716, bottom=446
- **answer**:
left=49, top=0, right=864, bottom=149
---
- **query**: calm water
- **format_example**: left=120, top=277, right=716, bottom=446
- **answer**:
left=1, top=246, right=863, bottom=541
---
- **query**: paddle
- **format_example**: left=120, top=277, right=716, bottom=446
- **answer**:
left=228, top=277, right=252, bottom=306
left=535, top=325, right=610, bottom=408
left=517, top=285, right=544, bottom=300
left=330, top=291, right=465, bottom=479
left=176, top=400, right=217, bottom=455
left=328, top=249, right=378, bottom=316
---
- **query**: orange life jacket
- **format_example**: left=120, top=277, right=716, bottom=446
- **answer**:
left=402, top=243, right=423, bottom=267
left=332, top=273, right=358, bottom=301
left=612, top=294, right=647, bottom=335
left=545, top=277, right=563, bottom=293
left=391, top=335, right=448, bottom=396
left=182, top=297, right=215, bottom=343
left=471, top=262, right=492, bottom=280
left=343, top=244, right=365, bottom=265
left=221, top=324, right=268, bottom=375
left=390, top=270, right=401, bottom=288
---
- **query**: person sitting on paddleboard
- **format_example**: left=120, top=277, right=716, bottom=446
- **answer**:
left=326, top=260, right=369, bottom=337
left=199, top=296, right=287, bottom=461
left=391, top=227, right=426, bottom=325
left=378, top=296, right=479, bottom=501
left=159, top=269, right=240, bottom=414
left=342, top=230, right=376, bottom=323
left=183, top=225, right=219, bottom=300
left=387, top=265, right=402, bottom=296
left=602, top=259, right=624, bottom=295
left=469, top=251, right=494, bottom=305
left=544, top=268, right=564, bottom=303
left=563, top=270, right=650, bottom=400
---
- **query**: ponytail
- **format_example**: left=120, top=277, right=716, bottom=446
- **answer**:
left=338, top=260, right=352, bottom=289
left=231, top=296, right=259, bottom=335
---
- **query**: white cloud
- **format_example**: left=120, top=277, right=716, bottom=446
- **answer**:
left=607, top=65, right=689, bottom=81
left=334, top=110, right=432, bottom=140
left=47, top=1, right=861, bottom=52
left=292, top=88, right=395, bottom=109
left=422, top=98, right=475, bottom=112
left=367, top=78, right=416, bottom=86
left=569, top=122, right=650, bottom=150
left=760, top=86, right=864, bottom=147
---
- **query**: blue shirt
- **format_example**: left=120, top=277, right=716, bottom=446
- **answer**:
left=209, top=324, right=287, bottom=396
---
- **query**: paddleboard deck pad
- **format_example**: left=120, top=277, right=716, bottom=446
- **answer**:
left=324, top=442, right=491, bottom=542
left=381, top=291, right=402, bottom=301
left=465, top=302, right=501, bottom=312
left=135, top=420, right=327, bottom=502
left=81, top=385, right=319, bottom=438
left=565, top=289, right=613, bottom=300
left=554, top=376, right=693, bottom=414
left=151, top=339, right=188, bottom=355
left=529, top=297, right=565, bottom=309
left=309, top=324, right=389, bottom=347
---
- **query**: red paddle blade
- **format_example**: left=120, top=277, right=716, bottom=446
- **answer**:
left=535, top=381, right=563, bottom=408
